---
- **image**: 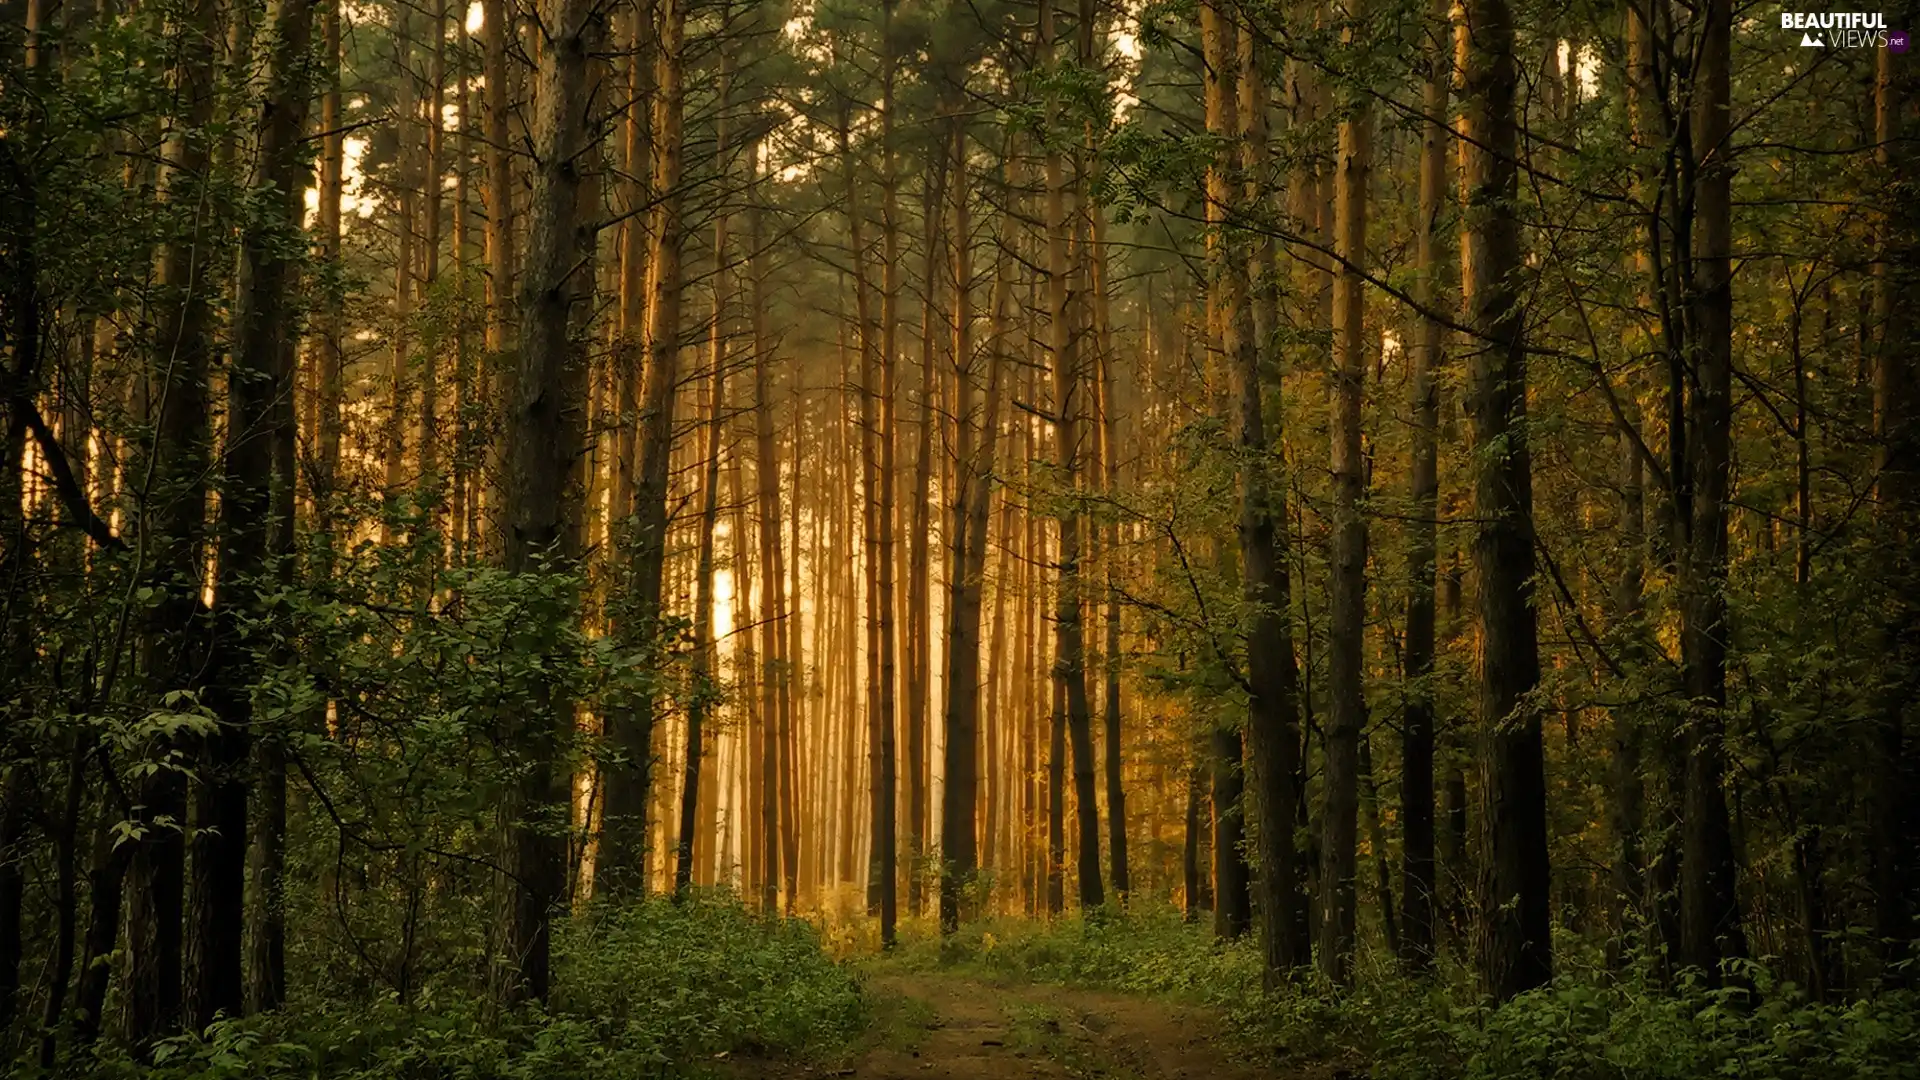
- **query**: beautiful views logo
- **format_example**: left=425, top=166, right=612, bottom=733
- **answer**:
left=1780, top=11, right=1894, bottom=47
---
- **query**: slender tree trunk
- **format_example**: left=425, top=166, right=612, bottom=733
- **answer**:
left=874, top=5, right=903, bottom=941
left=418, top=0, right=447, bottom=514
left=315, top=0, right=345, bottom=528
left=1198, top=1, right=1249, bottom=943
left=225, top=0, right=320, bottom=1020
left=126, top=0, right=220, bottom=1046
left=1090, top=183, right=1129, bottom=905
left=1320, top=0, right=1374, bottom=984
left=384, top=1, right=415, bottom=531
left=938, top=105, right=1005, bottom=933
left=677, top=208, right=729, bottom=897
left=1220, top=7, right=1305, bottom=974
left=1458, top=0, right=1551, bottom=1001
left=1042, top=0, right=1102, bottom=913
left=480, top=0, right=518, bottom=555
left=906, top=166, right=942, bottom=920
left=494, top=0, right=601, bottom=1005
left=1676, top=0, right=1746, bottom=980
left=1870, top=0, right=1919, bottom=977
left=603, top=0, right=682, bottom=895
left=1399, top=0, right=1450, bottom=975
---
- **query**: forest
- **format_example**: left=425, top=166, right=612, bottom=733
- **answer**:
left=1, top=0, right=1918, bottom=1076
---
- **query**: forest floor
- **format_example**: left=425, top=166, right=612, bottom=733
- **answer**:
left=726, top=970, right=1344, bottom=1080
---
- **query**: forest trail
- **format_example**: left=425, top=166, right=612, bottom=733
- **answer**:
left=731, top=971, right=1329, bottom=1080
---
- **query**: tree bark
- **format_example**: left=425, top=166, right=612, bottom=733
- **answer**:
left=602, top=0, right=682, bottom=896
left=493, top=0, right=602, bottom=1006
left=1221, top=6, right=1307, bottom=978
left=939, top=103, right=1006, bottom=934
left=1399, top=0, right=1449, bottom=975
left=224, top=0, right=320, bottom=1020
left=1458, top=0, right=1551, bottom=1001
left=677, top=168, right=729, bottom=895
left=1042, top=0, right=1102, bottom=913
left=126, top=0, right=220, bottom=1046
left=1678, top=0, right=1746, bottom=979
left=479, top=0, right=518, bottom=555
left=1320, top=0, right=1373, bottom=986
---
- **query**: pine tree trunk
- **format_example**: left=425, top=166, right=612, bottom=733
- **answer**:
left=480, top=0, right=518, bottom=555
left=938, top=102, right=1005, bottom=934
left=315, top=0, right=345, bottom=530
left=1458, top=0, right=1551, bottom=1001
left=494, top=0, right=601, bottom=1005
left=126, top=0, right=220, bottom=1046
left=1042, top=0, right=1103, bottom=913
left=1678, top=0, right=1746, bottom=979
left=603, top=0, right=683, bottom=895
left=1092, top=218, right=1128, bottom=903
left=872, top=3, right=903, bottom=942
left=1399, top=0, right=1450, bottom=974
left=1320, top=0, right=1374, bottom=984
left=225, top=0, right=320, bottom=1020
left=906, top=163, right=942, bottom=919
left=677, top=187, right=729, bottom=894
left=1198, top=0, right=1249, bottom=943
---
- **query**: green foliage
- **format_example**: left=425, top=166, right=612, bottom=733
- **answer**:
left=886, top=905, right=1920, bottom=1080
left=53, top=897, right=865, bottom=1080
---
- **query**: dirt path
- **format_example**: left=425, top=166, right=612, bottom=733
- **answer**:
left=728, top=971, right=1326, bottom=1080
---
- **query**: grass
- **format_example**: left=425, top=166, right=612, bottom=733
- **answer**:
left=52, top=893, right=867, bottom=1080
left=867, top=901, right=1920, bottom=1080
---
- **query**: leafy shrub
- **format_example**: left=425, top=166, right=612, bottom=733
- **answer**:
left=886, top=902, right=1920, bottom=1080
left=55, top=895, right=864, bottom=1080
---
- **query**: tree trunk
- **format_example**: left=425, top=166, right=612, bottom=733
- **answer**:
left=1870, top=0, right=1919, bottom=978
left=1219, top=6, right=1306, bottom=976
left=383, top=0, right=415, bottom=533
left=127, top=0, right=220, bottom=1046
left=677, top=191, right=729, bottom=896
left=906, top=161, right=942, bottom=919
left=876, top=6, right=903, bottom=941
left=222, top=0, right=320, bottom=1022
left=1679, top=0, right=1746, bottom=979
left=1091, top=180, right=1129, bottom=906
left=1041, top=0, right=1102, bottom=913
left=939, top=103, right=1006, bottom=934
left=315, top=0, right=345, bottom=528
left=1458, top=0, right=1551, bottom=1001
left=603, top=0, right=682, bottom=896
left=494, top=0, right=600, bottom=1005
left=1399, top=0, right=1449, bottom=975
left=1198, top=0, right=1249, bottom=943
left=1320, top=0, right=1373, bottom=985
left=480, top=0, right=518, bottom=554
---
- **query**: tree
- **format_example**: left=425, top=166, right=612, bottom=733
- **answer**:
left=224, top=0, right=323, bottom=1019
left=1225, top=4, right=1307, bottom=980
left=494, top=0, right=604, bottom=1005
left=604, top=0, right=686, bottom=896
left=1457, top=0, right=1550, bottom=1001
left=126, top=0, right=222, bottom=1046
left=1320, top=0, right=1374, bottom=985
left=1398, top=0, right=1450, bottom=974
left=938, top=81, right=1006, bottom=933
left=1677, top=0, right=1746, bottom=980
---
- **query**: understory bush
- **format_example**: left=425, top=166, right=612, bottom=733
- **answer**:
left=59, top=895, right=865, bottom=1080
left=888, top=903, right=1920, bottom=1080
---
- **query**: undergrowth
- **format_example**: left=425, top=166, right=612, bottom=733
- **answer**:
left=56, top=894, right=864, bottom=1080
left=880, top=903, right=1920, bottom=1080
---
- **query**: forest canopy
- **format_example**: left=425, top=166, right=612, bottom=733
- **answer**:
left=1, top=0, right=1917, bottom=1075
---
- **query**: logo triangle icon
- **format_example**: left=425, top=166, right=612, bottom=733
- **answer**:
left=1800, top=31, right=1823, bottom=46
